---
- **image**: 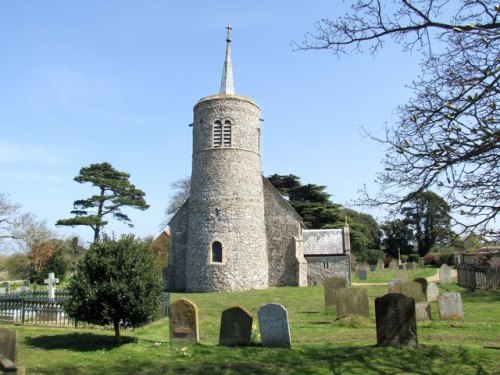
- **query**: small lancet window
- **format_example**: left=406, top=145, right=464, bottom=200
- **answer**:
left=213, top=121, right=222, bottom=147
left=223, top=120, right=232, bottom=147
left=211, top=241, right=223, bottom=263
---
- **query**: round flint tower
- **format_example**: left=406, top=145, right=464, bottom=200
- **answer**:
left=186, top=26, right=269, bottom=292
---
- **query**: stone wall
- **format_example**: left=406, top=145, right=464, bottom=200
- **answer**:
left=263, top=178, right=307, bottom=287
left=165, top=200, right=189, bottom=291
left=306, top=255, right=351, bottom=285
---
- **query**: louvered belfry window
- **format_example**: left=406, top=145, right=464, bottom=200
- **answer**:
left=213, top=120, right=232, bottom=147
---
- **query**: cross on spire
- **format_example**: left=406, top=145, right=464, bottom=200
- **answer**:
left=220, top=24, right=234, bottom=95
left=225, top=24, right=232, bottom=43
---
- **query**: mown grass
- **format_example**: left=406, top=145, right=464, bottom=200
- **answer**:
left=351, top=266, right=438, bottom=283
left=9, top=281, right=500, bottom=375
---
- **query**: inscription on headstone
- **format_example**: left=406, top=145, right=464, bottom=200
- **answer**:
left=438, top=292, right=464, bottom=321
left=258, top=303, right=291, bottom=348
left=219, top=306, right=253, bottom=346
left=426, top=282, right=439, bottom=302
left=400, top=281, right=425, bottom=303
left=324, top=277, right=348, bottom=312
left=169, top=298, right=199, bottom=343
left=375, top=293, right=418, bottom=347
left=439, top=264, right=452, bottom=284
left=336, top=287, right=369, bottom=318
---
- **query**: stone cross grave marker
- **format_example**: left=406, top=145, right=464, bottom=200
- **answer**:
left=388, top=279, right=404, bottom=294
left=388, top=259, right=398, bottom=271
left=375, top=293, right=418, bottom=347
left=336, top=287, right=369, bottom=318
left=439, top=264, right=452, bottom=284
left=169, top=298, right=199, bottom=343
left=324, top=276, right=348, bottom=312
left=377, top=259, right=385, bottom=272
left=400, top=281, right=425, bottom=303
left=426, top=282, right=439, bottom=302
left=44, top=272, right=59, bottom=299
left=219, top=306, right=253, bottom=346
left=413, top=277, right=428, bottom=295
left=396, top=270, right=408, bottom=282
left=438, top=292, right=464, bottom=321
left=257, top=303, right=291, bottom=348
left=415, top=302, right=432, bottom=321
left=0, top=327, right=19, bottom=373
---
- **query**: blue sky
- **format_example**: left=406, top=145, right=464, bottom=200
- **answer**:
left=0, top=1, right=422, bottom=246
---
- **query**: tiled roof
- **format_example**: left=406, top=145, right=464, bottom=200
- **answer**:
left=303, top=229, right=345, bottom=255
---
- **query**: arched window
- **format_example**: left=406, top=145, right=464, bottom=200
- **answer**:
left=213, top=121, right=222, bottom=147
left=211, top=241, right=223, bottom=263
left=223, top=120, right=232, bottom=147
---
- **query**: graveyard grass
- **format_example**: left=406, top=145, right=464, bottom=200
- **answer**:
left=11, top=275, right=500, bottom=374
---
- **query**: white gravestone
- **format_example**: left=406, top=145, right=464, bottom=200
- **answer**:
left=439, top=264, right=452, bottom=284
left=426, top=282, right=439, bottom=302
left=44, top=272, right=59, bottom=299
left=257, top=303, right=291, bottom=348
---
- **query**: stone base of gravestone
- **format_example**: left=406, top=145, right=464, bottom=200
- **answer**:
left=324, top=277, right=348, bottom=312
left=336, top=288, right=369, bottom=318
left=426, top=282, right=439, bottom=302
left=400, top=281, right=425, bottom=303
left=388, top=279, right=404, bottom=294
left=415, top=302, right=431, bottom=321
left=258, top=303, right=291, bottom=348
left=219, top=306, right=253, bottom=346
left=438, top=292, right=464, bottom=321
left=169, top=298, right=199, bottom=343
left=375, top=294, right=418, bottom=347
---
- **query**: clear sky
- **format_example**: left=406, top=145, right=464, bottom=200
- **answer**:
left=0, top=1, right=422, bottom=246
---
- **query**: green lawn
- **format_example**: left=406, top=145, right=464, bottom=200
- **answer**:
left=10, top=282, right=500, bottom=375
left=351, top=266, right=438, bottom=283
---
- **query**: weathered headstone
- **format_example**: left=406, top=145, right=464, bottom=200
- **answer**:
left=438, top=292, right=464, bottom=321
left=169, top=298, right=199, bottom=343
left=398, top=263, right=406, bottom=270
left=369, top=264, right=377, bottom=272
left=426, top=282, right=439, bottom=302
left=358, top=270, right=368, bottom=280
left=388, top=279, right=404, bottom=294
left=375, top=293, right=418, bottom=347
left=0, top=327, right=20, bottom=373
left=400, top=281, right=424, bottom=303
left=396, top=270, right=408, bottom=282
left=324, top=277, right=348, bottom=312
left=439, top=264, right=452, bottom=284
left=258, top=303, right=291, bottom=348
left=388, top=260, right=398, bottom=271
left=44, top=272, right=59, bottom=299
left=415, top=302, right=431, bottom=321
left=336, top=287, right=369, bottom=318
left=377, top=259, right=385, bottom=272
left=219, top=306, right=253, bottom=346
left=413, top=277, right=428, bottom=295
left=407, top=262, right=417, bottom=271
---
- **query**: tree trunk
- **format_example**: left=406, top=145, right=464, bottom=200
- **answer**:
left=113, top=319, right=122, bottom=344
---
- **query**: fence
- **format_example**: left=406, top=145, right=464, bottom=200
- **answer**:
left=457, top=264, right=500, bottom=290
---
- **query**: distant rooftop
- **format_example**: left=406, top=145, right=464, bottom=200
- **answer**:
left=303, top=229, right=345, bottom=256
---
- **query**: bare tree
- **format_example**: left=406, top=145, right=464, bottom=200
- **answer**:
left=160, top=176, right=191, bottom=229
left=297, top=0, right=499, bottom=237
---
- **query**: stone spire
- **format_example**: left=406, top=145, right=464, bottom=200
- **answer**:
left=220, top=24, right=234, bottom=95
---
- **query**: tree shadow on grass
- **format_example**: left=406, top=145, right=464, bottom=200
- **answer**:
left=24, top=333, right=137, bottom=352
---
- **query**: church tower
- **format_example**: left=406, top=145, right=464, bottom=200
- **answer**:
left=185, top=26, right=269, bottom=292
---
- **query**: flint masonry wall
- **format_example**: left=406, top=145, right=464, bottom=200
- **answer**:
left=186, top=94, right=269, bottom=292
left=165, top=201, right=189, bottom=291
left=306, top=256, right=351, bottom=285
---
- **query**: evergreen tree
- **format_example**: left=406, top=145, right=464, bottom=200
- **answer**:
left=65, top=235, right=163, bottom=343
left=56, top=162, right=149, bottom=243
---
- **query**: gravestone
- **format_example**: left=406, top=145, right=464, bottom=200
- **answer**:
left=258, top=303, right=291, bottom=348
left=398, top=263, right=406, bottom=270
left=0, top=289, right=6, bottom=296
left=375, top=293, right=418, bottom=347
left=336, top=287, right=369, bottom=318
left=426, top=282, right=439, bottom=302
left=396, top=270, right=408, bottom=282
left=219, top=306, right=253, bottom=346
left=400, top=281, right=424, bottom=303
left=407, top=262, right=417, bottom=271
left=169, top=298, right=199, bottom=343
left=377, top=259, right=385, bottom=272
left=388, top=260, right=398, bottom=271
left=413, top=277, right=428, bottom=295
left=358, top=270, right=368, bottom=280
left=0, top=282, right=8, bottom=293
left=438, top=292, right=464, bottom=321
left=0, top=327, right=25, bottom=374
left=415, top=302, right=431, bottom=321
left=388, top=279, right=404, bottom=294
left=439, top=264, right=452, bottom=284
left=44, top=272, right=59, bottom=299
left=324, top=277, right=348, bottom=312
left=369, top=264, right=377, bottom=272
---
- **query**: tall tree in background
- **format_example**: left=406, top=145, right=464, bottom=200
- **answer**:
left=160, top=176, right=191, bottom=228
left=381, top=219, right=415, bottom=258
left=56, top=162, right=149, bottom=243
left=297, top=1, right=499, bottom=237
left=402, top=191, right=451, bottom=256
left=65, top=235, right=162, bottom=343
